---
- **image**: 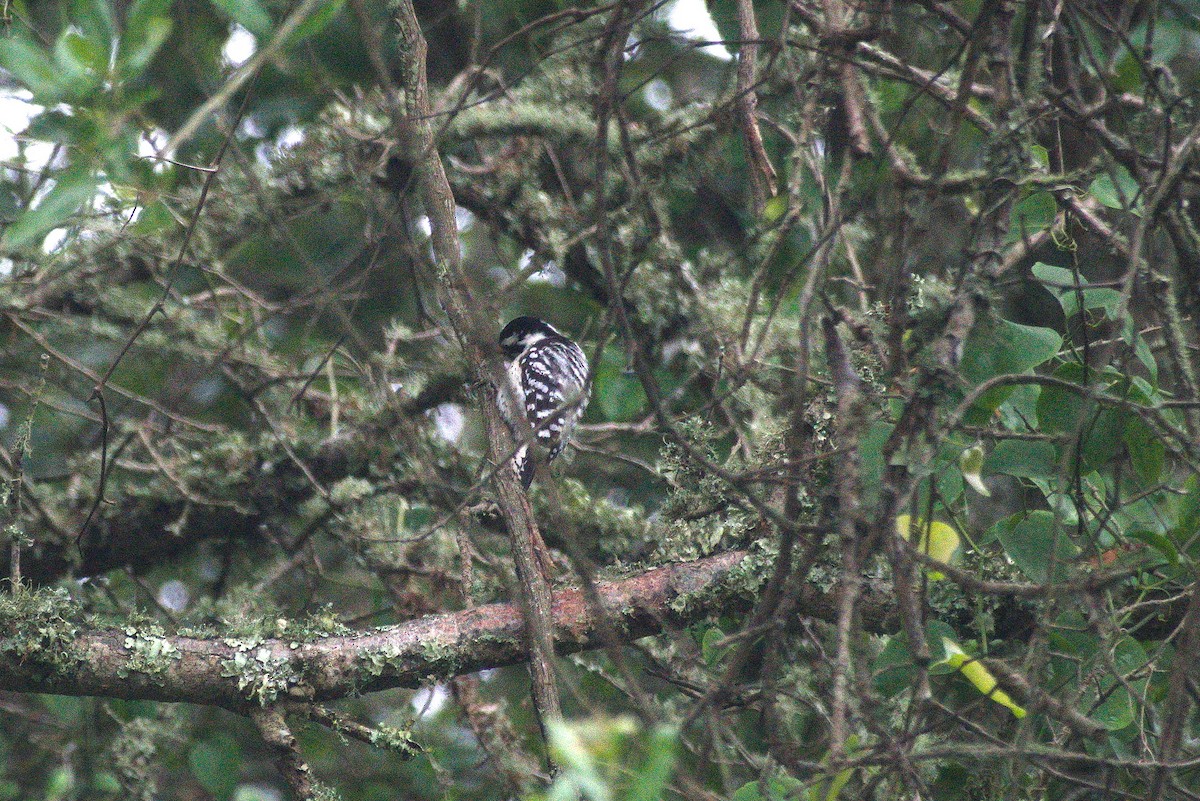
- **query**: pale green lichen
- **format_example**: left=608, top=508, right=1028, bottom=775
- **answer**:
left=361, top=639, right=406, bottom=678
left=367, top=724, right=421, bottom=757
left=0, top=586, right=83, bottom=674
left=667, top=545, right=768, bottom=619
left=219, top=644, right=301, bottom=705
left=308, top=781, right=343, bottom=801
left=119, top=626, right=181, bottom=678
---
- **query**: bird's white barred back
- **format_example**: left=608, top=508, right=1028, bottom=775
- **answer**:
left=496, top=318, right=589, bottom=487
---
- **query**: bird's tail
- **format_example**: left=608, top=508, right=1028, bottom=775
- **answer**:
left=514, top=445, right=536, bottom=488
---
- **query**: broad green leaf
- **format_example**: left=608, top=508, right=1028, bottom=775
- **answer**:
left=1174, top=474, right=1200, bottom=543
left=992, top=510, right=1080, bottom=583
left=960, top=443, right=990, bottom=496
left=806, top=764, right=854, bottom=801
left=940, top=638, right=1026, bottom=718
left=0, top=37, right=66, bottom=101
left=1112, top=51, right=1144, bottom=93
left=1036, top=363, right=1090, bottom=435
left=1088, top=165, right=1141, bottom=212
left=1, top=170, right=98, bottom=250
left=52, top=29, right=105, bottom=98
left=1006, top=191, right=1057, bottom=244
left=1052, top=620, right=1148, bottom=732
left=546, top=716, right=677, bottom=801
left=961, top=318, right=1062, bottom=385
left=985, top=439, right=1057, bottom=480
left=1030, top=144, right=1050, bottom=169
left=996, top=383, right=1042, bottom=430
left=55, top=28, right=107, bottom=74
left=1123, top=418, right=1164, bottom=484
left=626, top=724, right=678, bottom=801
left=1129, top=529, right=1178, bottom=566
left=960, top=317, right=1062, bottom=418
left=1081, top=408, right=1125, bottom=471
left=210, top=0, right=273, bottom=37
left=71, top=0, right=116, bottom=56
left=1091, top=637, right=1149, bottom=731
left=1032, top=262, right=1122, bottom=318
left=856, top=421, right=893, bottom=509
left=117, top=15, right=172, bottom=79
left=123, top=0, right=171, bottom=31
left=130, top=200, right=177, bottom=235
left=707, top=0, right=786, bottom=44
left=762, top=194, right=788, bottom=223
left=1133, top=333, right=1158, bottom=381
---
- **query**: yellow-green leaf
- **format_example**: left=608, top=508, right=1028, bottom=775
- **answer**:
left=940, top=638, right=1026, bottom=718
left=896, top=515, right=960, bottom=578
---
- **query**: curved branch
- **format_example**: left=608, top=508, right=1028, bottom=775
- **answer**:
left=0, top=551, right=750, bottom=707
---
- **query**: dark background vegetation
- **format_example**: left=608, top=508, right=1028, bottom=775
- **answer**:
left=2, top=0, right=1200, bottom=798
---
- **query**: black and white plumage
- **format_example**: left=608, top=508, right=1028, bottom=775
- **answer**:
left=497, top=316, right=589, bottom=488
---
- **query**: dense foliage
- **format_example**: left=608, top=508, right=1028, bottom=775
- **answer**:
left=3, top=0, right=1200, bottom=798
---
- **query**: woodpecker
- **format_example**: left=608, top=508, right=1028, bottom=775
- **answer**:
left=497, top=316, right=589, bottom=487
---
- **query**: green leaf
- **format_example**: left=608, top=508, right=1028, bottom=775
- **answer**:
left=56, top=27, right=107, bottom=74
left=130, top=199, right=177, bottom=235
left=961, top=318, right=1062, bottom=385
left=52, top=29, right=106, bottom=97
left=71, top=0, right=116, bottom=56
left=286, top=0, right=347, bottom=44
left=960, top=316, right=1062, bottom=418
left=1174, top=474, right=1200, bottom=542
left=1030, top=144, right=1050, bottom=170
left=985, top=439, right=1058, bottom=480
left=117, top=15, right=172, bottom=79
left=1128, top=529, right=1178, bottom=567
left=0, top=37, right=67, bottom=101
left=123, top=0, right=171, bottom=31
left=996, top=383, right=1042, bottom=430
left=1088, top=165, right=1141, bottom=212
left=1091, top=637, right=1148, bottom=731
left=807, top=766, right=853, bottom=801
left=626, top=724, right=679, bottom=801
left=856, top=421, right=893, bottom=509
left=733, top=776, right=804, bottom=801
left=1123, top=417, right=1164, bottom=484
left=992, top=510, right=1080, bottom=583
left=707, top=0, right=786, bottom=44
left=1081, top=408, right=1125, bottom=471
left=210, top=0, right=273, bottom=37
left=1006, top=191, right=1057, bottom=244
left=1036, top=363, right=1090, bottom=435
left=1, top=170, right=99, bottom=250
left=1032, top=262, right=1122, bottom=318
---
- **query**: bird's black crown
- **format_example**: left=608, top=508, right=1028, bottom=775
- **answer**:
left=498, top=316, right=560, bottom=358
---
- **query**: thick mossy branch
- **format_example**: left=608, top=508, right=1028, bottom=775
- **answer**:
left=0, top=551, right=748, bottom=706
